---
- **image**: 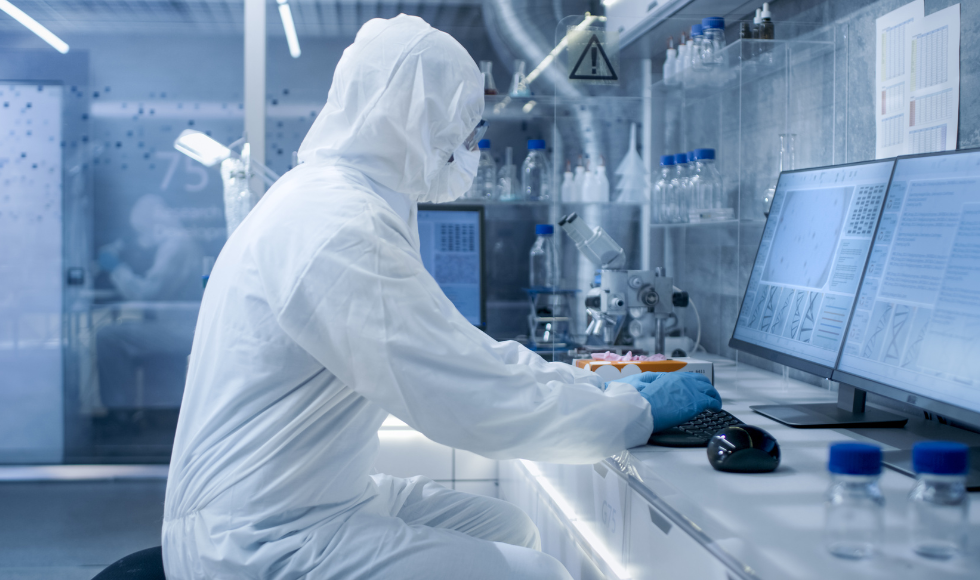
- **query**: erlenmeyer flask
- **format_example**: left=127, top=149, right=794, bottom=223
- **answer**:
left=480, top=61, right=498, bottom=95
left=509, top=60, right=531, bottom=97
left=761, top=133, right=795, bottom=217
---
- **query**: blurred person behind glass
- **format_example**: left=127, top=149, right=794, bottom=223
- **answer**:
left=95, top=194, right=203, bottom=432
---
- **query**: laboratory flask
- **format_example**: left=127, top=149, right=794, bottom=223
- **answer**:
left=529, top=224, right=559, bottom=289
left=700, top=17, right=726, bottom=66
left=653, top=155, right=674, bottom=223
left=480, top=61, right=498, bottom=95
left=761, top=134, right=794, bottom=216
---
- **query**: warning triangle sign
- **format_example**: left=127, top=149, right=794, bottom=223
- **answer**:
left=569, top=34, right=618, bottom=81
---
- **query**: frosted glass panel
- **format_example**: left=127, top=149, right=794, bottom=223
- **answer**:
left=0, top=83, right=64, bottom=462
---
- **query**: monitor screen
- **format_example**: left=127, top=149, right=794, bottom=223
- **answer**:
left=730, top=160, right=896, bottom=375
left=836, top=150, right=980, bottom=418
left=417, top=206, right=484, bottom=328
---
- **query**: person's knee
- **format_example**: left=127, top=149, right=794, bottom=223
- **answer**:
left=499, top=544, right=572, bottom=580
left=494, top=501, right=540, bottom=550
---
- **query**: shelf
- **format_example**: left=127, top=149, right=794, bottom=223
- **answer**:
left=483, top=94, right=645, bottom=122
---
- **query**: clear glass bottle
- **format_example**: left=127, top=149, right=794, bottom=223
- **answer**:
left=497, top=146, right=519, bottom=201
left=701, top=17, right=726, bottom=66
left=522, top=139, right=551, bottom=201
left=825, top=443, right=884, bottom=560
left=670, top=152, right=690, bottom=223
left=695, top=148, right=723, bottom=209
left=689, top=24, right=704, bottom=71
left=529, top=224, right=558, bottom=289
left=909, top=442, right=970, bottom=559
left=761, top=133, right=795, bottom=217
left=480, top=61, right=498, bottom=95
left=653, top=155, right=675, bottom=223
left=470, top=139, right=496, bottom=199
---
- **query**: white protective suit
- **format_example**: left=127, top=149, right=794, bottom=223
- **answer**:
left=163, top=14, right=653, bottom=580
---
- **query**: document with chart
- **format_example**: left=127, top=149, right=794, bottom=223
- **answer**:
left=875, top=1, right=960, bottom=159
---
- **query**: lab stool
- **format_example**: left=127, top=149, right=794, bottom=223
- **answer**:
left=91, top=546, right=165, bottom=580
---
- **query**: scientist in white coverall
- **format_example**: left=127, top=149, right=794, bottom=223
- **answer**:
left=163, top=14, right=720, bottom=580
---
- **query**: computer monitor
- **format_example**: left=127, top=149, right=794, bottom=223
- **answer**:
left=731, top=159, right=897, bottom=377
left=834, top=149, right=980, bottom=431
left=417, top=204, right=486, bottom=329
left=730, top=159, right=911, bottom=428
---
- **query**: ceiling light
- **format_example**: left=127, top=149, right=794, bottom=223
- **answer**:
left=277, top=0, right=301, bottom=58
left=0, top=0, right=69, bottom=54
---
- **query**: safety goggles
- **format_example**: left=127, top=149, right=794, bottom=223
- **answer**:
left=462, top=120, right=489, bottom=152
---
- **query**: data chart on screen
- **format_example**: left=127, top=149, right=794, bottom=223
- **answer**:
left=837, top=150, right=980, bottom=414
left=732, top=160, right=895, bottom=369
left=418, top=208, right=483, bottom=326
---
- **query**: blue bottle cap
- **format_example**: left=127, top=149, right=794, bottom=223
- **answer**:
left=691, top=24, right=703, bottom=37
left=535, top=224, right=554, bottom=235
left=478, top=139, right=491, bottom=149
left=528, top=139, right=546, bottom=150
left=674, top=152, right=688, bottom=164
left=660, top=154, right=675, bottom=166
left=702, top=17, right=725, bottom=30
left=694, top=148, right=716, bottom=160
left=913, top=441, right=969, bottom=475
left=828, top=443, right=882, bottom=475
left=687, top=151, right=695, bottom=160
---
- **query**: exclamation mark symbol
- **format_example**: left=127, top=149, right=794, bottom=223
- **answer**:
left=591, top=45, right=597, bottom=74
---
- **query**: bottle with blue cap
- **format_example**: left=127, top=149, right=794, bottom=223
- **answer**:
left=825, top=442, right=884, bottom=559
left=529, top=223, right=558, bottom=289
left=909, top=441, right=970, bottom=558
left=653, top=154, right=675, bottom=223
left=700, top=17, right=726, bottom=66
left=468, top=139, right=496, bottom=199
left=693, top=148, right=723, bottom=210
left=522, top=139, right=551, bottom=201
left=669, top=152, right=691, bottom=223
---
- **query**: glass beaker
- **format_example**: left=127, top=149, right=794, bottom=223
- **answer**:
left=761, top=133, right=795, bottom=217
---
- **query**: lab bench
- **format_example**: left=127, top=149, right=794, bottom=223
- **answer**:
left=500, top=359, right=980, bottom=580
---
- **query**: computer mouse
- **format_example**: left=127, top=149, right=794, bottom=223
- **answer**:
left=706, top=425, right=780, bottom=473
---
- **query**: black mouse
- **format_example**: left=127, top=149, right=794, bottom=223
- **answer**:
left=706, top=425, right=780, bottom=473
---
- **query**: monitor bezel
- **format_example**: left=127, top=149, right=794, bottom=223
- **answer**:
left=417, top=203, right=487, bottom=330
left=831, top=148, right=980, bottom=430
left=728, top=157, right=898, bottom=379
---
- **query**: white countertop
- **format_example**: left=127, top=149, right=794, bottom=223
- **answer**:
left=603, top=358, right=980, bottom=579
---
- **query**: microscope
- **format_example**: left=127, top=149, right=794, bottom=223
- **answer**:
left=558, top=213, right=688, bottom=355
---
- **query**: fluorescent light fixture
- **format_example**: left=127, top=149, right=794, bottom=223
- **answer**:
left=525, top=14, right=599, bottom=85
left=174, top=129, right=232, bottom=167
left=277, top=0, right=301, bottom=58
left=520, top=460, right=631, bottom=579
left=0, top=0, right=69, bottom=54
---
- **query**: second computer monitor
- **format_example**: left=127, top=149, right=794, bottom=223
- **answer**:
left=730, top=160, right=896, bottom=377
left=835, top=150, right=980, bottom=428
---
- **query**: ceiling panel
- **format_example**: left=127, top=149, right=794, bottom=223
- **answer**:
left=0, top=0, right=483, bottom=36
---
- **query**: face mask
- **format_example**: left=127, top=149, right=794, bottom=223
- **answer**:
left=420, top=145, right=480, bottom=203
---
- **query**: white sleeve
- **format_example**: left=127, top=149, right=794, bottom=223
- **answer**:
left=273, top=210, right=652, bottom=464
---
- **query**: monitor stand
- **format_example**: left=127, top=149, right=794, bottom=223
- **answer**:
left=751, top=384, right=909, bottom=428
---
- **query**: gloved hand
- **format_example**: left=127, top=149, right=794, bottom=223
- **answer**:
left=614, top=372, right=722, bottom=433
left=98, top=248, right=120, bottom=272
left=97, top=240, right=123, bottom=273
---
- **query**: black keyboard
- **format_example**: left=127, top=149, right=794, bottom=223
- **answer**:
left=647, top=409, right=744, bottom=448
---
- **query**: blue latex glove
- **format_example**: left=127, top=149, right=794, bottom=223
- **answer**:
left=611, top=372, right=722, bottom=432
left=98, top=248, right=120, bottom=272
